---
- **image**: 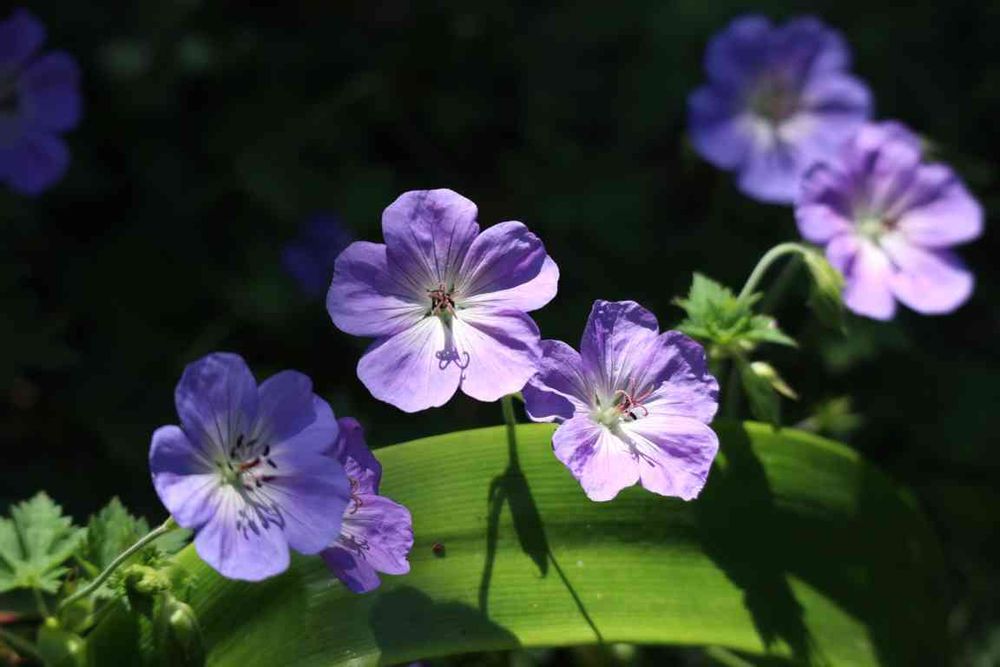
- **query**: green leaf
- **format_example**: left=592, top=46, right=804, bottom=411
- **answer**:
left=79, top=499, right=150, bottom=576
left=674, top=274, right=796, bottom=353
left=88, top=423, right=946, bottom=666
left=0, top=493, right=84, bottom=594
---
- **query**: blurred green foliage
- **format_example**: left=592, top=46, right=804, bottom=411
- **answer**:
left=1, top=0, right=998, bottom=663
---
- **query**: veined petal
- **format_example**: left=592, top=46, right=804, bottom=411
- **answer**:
left=622, top=414, right=719, bottom=501
left=523, top=339, right=590, bottom=422
left=17, top=52, right=82, bottom=132
left=0, top=9, right=45, bottom=69
left=321, top=545, right=381, bottom=593
left=258, top=453, right=350, bottom=554
left=257, top=370, right=333, bottom=446
left=357, top=317, right=462, bottom=413
left=331, top=417, right=381, bottom=494
left=642, top=332, right=719, bottom=424
left=882, top=236, right=974, bottom=315
left=451, top=308, right=541, bottom=403
left=796, top=163, right=854, bottom=242
left=149, top=425, right=220, bottom=529
left=327, top=241, right=425, bottom=338
left=175, top=352, right=258, bottom=456
left=579, top=300, right=660, bottom=398
left=553, top=416, right=639, bottom=502
left=344, top=495, right=413, bottom=575
left=381, top=189, right=479, bottom=287
left=458, top=221, right=559, bottom=311
left=193, top=489, right=290, bottom=582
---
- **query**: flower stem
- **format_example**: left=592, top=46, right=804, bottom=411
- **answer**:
left=737, top=242, right=806, bottom=303
left=501, top=394, right=519, bottom=464
left=0, top=627, right=41, bottom=662
left=31, top=587, right=50, bottom=618
left=723, top=359, right=742, bottom=420
left=58, top=517, right=177, bottom=612
left=759, top=253, right=803, bottom=314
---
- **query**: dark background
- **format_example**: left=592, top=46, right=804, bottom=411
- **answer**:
left=1, top=0, right=997, bottom=663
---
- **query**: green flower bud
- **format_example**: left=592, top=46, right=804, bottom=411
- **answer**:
left=36, top=618, right=86, bottom=667
left=749, top=361, right=798, bottom=400
left=802, top=249, right=846, bottom=331
left=154, top=595, right=205, bottom=667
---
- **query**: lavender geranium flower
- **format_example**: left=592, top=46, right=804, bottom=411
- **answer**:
left=523, top=300, right=720, bottom=502
left=149, top=352, right=351, bottom=581
left=0, top=8, right=82, bottom=195
left=321, top=418, right=413, bottom=593
left=796, top=122, right=983, bottom=320
left=282, top=212, right=353, bottom=299
left=328, top=189, right=559, bottom=413
left=688, top=15, right=871, bottom=203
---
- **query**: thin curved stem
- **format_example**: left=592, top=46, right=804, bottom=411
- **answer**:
left=58, top=517, right=176, bottom=612
left=737, top=242, right=806, bottom=303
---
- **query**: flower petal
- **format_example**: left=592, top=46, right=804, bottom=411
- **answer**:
left=327, top=241, right=425, bottom=337
left=381, top=189, right=480, bottom=287
left=346, top=495, right=413, bottom=575
left=149, top=425, right=220, bottom=529
left=174, top=352, right=259, bottom=456
left=17, top=52, right=82, bottom=132
left=458, top=222, right=558, bottom=311
left=257, top=371, right=340, bottom=457
left=321, top=545, right=381, bottom=594
left=357, top=317, right=462, bottom=413
left=796, top=164, right=854, bottom=242
left=735, top=139, right=799, bottom=204
left=0, top=8, right=45, bottom=69
left=882, top=236, right=974, bottom=315
left=642, top=332, right=719, bottom=424
left=579, top=300, right=660, bottom=397
left=451, top=309, right=541, bottom=402
left=828, top=236, right=896, bottom=321
left=622, top=414, right=719, bottom=501
left=895, top=167, right=983, bottom=247
left=1, top=130, right=69, bottom=196
left=258, top=452, right=350, bottom=555
left=523, top=339, right=590, bottom=422
left=703, top=15, right=772, bottom=87
left=799, top=73, right=872, bottom=117
left=331, top=417, right=382, bottom=494
left=553, top=416, right=639, bottom=502
left=687, top=87, right=754, bottom=169
left=193, top=488, right=290, bottom=581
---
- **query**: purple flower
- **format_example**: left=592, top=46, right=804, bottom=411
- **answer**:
left=796, top=122, right=983, bottom=320
left=688, top=15, right=871, bottom=203
left=327, top=189, right=559, bottom=413
left=320, top=418, right=413, bottom=593
left=149, top=353, right=351, bottom=582
left=0, top=8, right=82, bottom=195
left=282, top=212, right=354, bottom=299
left=523, top=300, right=720, bottom=502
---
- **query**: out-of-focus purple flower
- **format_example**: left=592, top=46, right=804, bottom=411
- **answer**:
left=523, top=300, right=720, bottom=502
left=321, top=418, right=413, bottom=593
left=796, top=122, right=983, bottom=320
left=0, top=8, right=81, bottom=195
left=327, top=189, right=559, bottom=413
left=688, top=15, right=871, bottom=204
left=149, top=352, right=350, bottom=582
left=282, top=212, right=354, bottom=299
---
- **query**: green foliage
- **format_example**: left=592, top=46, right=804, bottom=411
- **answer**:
left=153, top=595, right=205, bottom=667
left=738, top=360, right=784, bottom=426
left=674, top=274, right=796, bottom=355
left=88, top=422, right=947, bottom=667
left=0, top=493, right=84, bottom=594
left=36, top=618, right=86, bottom=667
left=77, top=498, right=151, bottom=599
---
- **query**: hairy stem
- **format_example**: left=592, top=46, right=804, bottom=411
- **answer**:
left=737, top=242, right=806, bottom=303
left=58, top=517, right=176, bottom=612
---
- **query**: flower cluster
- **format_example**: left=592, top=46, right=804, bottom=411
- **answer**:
left=689, top=14, right=982, bottom=319
left=0, top=8, right=81, bottom=195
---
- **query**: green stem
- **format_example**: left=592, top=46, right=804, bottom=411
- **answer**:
left=759, top=253, right=803, bottom=314
left=737, top=242, right=806, bottom=303
left=501, top=394, right=519, bottom=465
left=58, top=517, right=176, bottom=612
left=31, top=587, right=50, bottom=618
left=0, top=626, right=42, bottom=662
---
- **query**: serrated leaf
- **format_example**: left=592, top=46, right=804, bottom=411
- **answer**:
left=744, top=315, right=798, bottom=348
left=88, top=423, right=947, bottom=666
left=0, top=493, right=85, bottom=594
left=77, top=498, right=150, bottom=599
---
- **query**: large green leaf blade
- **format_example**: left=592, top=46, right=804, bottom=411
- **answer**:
left=88, top=421, right=946, bottom=666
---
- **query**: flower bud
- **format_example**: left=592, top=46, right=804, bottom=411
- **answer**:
left=802, top=249, right=846, bottom=330
left=153, top=595, right=205, bottom=667
left=36, top=618, right=86, bottom=667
